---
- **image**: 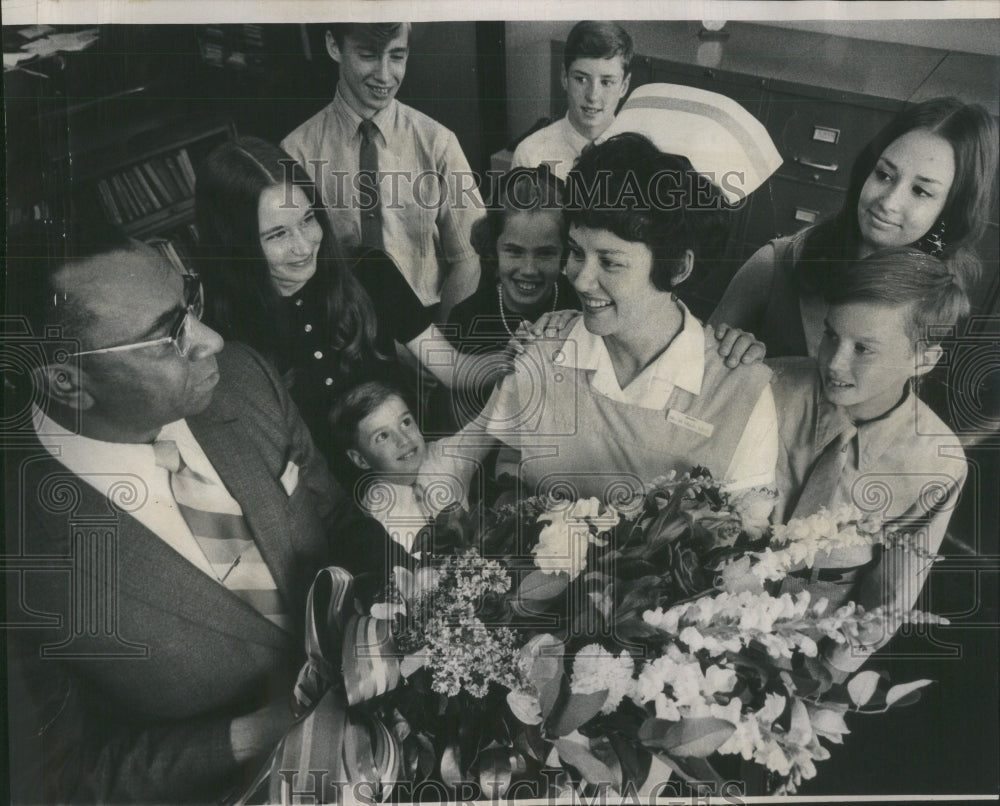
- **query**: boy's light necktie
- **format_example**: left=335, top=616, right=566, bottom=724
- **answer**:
left=152, top=438, right=291, bottom=632
left=791, top=423, right=858, bottom=521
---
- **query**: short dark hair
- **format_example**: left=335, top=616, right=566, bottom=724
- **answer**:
left=329, top=379, right=408, bottom=453
left=564, top=21, right=633, bottom=76
left=327, top=22, right=411, bottom=51
left=565, top=133, right=730, bottom=292
left=471, top=166, right=567, bottom=283
left=825, top=246, right=971, bottom=343
left=11, top=223, right=136, bottom=349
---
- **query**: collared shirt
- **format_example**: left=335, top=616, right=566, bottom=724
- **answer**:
left=511, top=115, right=592, bottom=181
left=771, top=358, right=968, bottom=526
left=769, top=358, right=968, bottom=670
left=32, top=408, right=221, bottom=579
left=478, top=304, right=777, bottom=496
left=359, top=437, right=476, bottom=554
left=282, top=89, right=482, bottom=306
left=560, top=310, right=778, bottom=491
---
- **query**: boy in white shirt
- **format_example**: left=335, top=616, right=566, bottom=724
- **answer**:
left=511, top=21, right=633, bottom=181
left=331, top=381, right=489, bottom=556
left=770, top=246, right=970, bottom=673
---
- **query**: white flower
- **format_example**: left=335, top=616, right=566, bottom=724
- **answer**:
left=568, top=497, right=620, bottom=531
left=731, top=488, right=776, bottom=538
left=797, top=635, right=819, bottom=657
left=702, top=665, right=736, bottom=696
left=533, top=502, right=611, bottom=579
left=653, top=693, right=681, bottom=721
left=643, top=606, right=681, bottom=634
left=718, top=556, right=765, bottom=594
left=679, top=626, right=705, bottom=652
left=787, top=699, right=813, bottom=746
left=806, top=705, right=851, bottom=744
left=571, top=644, right=635, bottom=714
left=763, top=742, right=792, bottom=776
left=710, top=697, right=743, bottom=727
left=718, top=712, right=764, bottom=760
left=758, top=693, right=787, bottom=726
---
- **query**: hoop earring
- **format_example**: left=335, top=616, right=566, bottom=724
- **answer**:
left=918, top=219, right=947, bottom=256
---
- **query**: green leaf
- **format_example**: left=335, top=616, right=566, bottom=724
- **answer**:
left=550, top=689, right=608, bottom=736
left=612, top=616, right=665, bottom=640
left=588, top=735, right=624, bottom=792
left=554, top=738, right=619, bottom=790
left=885, top=679, right=933, bottom=708
left=540, top=673, right=568, bottom=723
left=847, top=670, right=881, bottom=707
left=801, top=655, right=834, bottom=694
left=404, top=732, right=435, bottom=782
left=477, top=745, right=513, bottom=798
left=638, top=716, right=735, bottom=758
left=517, top=570, right=570, bottom=601
left=608, top=734, right=652, bottom=792
left=643, top=513, right=690, bottom=555
left=617, top=576, right=665, bottom=613
left=786, top=668, right=822, bottom=697
left=522, top=634, right=565, bottom=719
left=515, top=723, right=547, bottom=764
left=440, top=743, right=464, bottom=787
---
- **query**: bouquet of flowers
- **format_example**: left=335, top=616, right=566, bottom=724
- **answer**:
left=245, top=471, right=946, bottom=803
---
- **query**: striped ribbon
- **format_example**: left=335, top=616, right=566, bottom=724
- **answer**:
left=240, top=566, right=405, bottom=804
left=239, top=685, right=403, bottom=805
left=294, top=566, right=355, bottom=714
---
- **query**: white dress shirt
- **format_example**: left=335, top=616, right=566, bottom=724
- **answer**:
left=560, top=307, right=778, bottom=491
left=32, top=407, right=225, bottom=579
left=511, top=116, right=593, bottom=181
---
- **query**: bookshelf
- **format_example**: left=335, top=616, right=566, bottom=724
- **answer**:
left=63, top=116, right=235, bottom=270
left=5, top=26, right=238, bottom=272
left=75, top=117, right=234, bottom=236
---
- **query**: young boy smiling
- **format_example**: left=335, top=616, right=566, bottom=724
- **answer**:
left=282, top=23, right=482, bottom=320
left=769, top=246, right=969, bottom=671
left=330, top=381, right=488, bottom=558
left=512, top=21, right=633, bottom=180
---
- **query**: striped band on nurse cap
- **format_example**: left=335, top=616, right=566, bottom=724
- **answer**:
left=597, top=83, right=783, bottom=204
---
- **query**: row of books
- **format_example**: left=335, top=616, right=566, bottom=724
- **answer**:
left=95, top=148, right=197, bottom=226
left=198, top=24, right=267, bottom=71
left=6, top=200, right=52, bottom=228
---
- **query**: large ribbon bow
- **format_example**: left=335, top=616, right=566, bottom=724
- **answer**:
left=240, top=567, right=404, bottom=804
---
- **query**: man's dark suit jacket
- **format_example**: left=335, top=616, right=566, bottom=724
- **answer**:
left=5, top=343, right=386, bottom=803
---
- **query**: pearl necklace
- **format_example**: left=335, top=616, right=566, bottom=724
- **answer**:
left=497, top=282, right=559, bottom=338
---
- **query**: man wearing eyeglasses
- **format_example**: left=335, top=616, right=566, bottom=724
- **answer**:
left=6, top=233, right=385, bottom=802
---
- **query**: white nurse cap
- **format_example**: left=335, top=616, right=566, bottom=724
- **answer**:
left=598, top=83, right=783, bottom=204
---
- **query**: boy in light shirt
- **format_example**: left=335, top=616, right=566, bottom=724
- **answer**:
left=511, top=20, right=633, bottom=181
left=331, top=381, right=490, bottom=557
left=769, top=246, right=969, bottom=674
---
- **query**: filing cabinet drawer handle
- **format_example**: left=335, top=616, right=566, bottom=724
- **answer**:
left=794, top=207, right=820, bottom=224
left=794, top=156, right=839, bottom=172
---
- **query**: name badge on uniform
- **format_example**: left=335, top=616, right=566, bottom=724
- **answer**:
left=666, top=409, right=715, bottom=438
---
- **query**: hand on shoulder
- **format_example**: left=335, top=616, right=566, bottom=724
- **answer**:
left=713, top=322, right=767, bottom=368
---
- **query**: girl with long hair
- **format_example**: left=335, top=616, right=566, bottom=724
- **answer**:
left=710, top=97, right=998, bottom=357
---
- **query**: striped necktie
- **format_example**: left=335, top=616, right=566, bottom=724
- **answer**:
left=153, top=439, right=291, bottom=632
left=358, top=118, right=384, bottom=250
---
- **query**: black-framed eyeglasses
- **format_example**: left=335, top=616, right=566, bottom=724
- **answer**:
left=70, top=273, right=205, bottom=358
